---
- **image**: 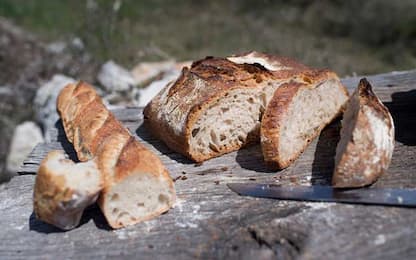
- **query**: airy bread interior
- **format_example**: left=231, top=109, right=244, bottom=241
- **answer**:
left=189, top=83, right=278, bottom=159
left=333, top=91, right=360, bottom=171
left=46, top=152, right=101, bottom=192
left=278, top=80, right=347, bottom=164
left=102, top=173, right=175, bottom=228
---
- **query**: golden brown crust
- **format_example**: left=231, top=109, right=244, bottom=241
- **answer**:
left=114, top=137, right=138, bottom=180
left=56, top=82, right=176, bottom=228
left=143, top=52, right=314, bottom=162
left=260, top=81, right=303, bottom=169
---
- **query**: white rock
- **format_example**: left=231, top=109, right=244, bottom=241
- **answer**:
left=34, top=74, right=75, bottom=141
left=97, top=60, right=136, bottom=92
left=374, top=234, right=386, bottom=245
left=130, top=60, right=176, bottom=86
left=46, top=41, right=67, bottom=54
left=0, top=86, right=13, bottom=96
left=136, top=70, right=181, bottom=107
left=71, top=37, right=84, bottom=50
left=6, top=121, right=44, bottom=175
left=132, top=60, right=192, bottom=107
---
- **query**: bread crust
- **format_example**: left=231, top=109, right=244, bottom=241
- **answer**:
left=260, top=70, right=349, bottom=169
left=34, top=152, right=75, bottom=229
left=33, top=150, right=102, bottom=230
left=332, top=78, right=395, bottom=187
left=260, top=81, right=303, bottom=169
left=144, top=51, right=317, bottom=162
left=56, top=82, right=176, bottom=228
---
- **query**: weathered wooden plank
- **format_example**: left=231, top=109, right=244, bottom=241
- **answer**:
left=2, top=70, right=416, bottom=259
left=1, top=173, right=416, bottom=259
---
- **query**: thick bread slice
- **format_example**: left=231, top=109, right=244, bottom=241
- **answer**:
left=143, top=51, right=311, bottom=162
left=261, top=70, right=349, bottom=169
left=34, top=150, right=102, bottom=230
left=98, top=136, right=174, bottom=227
left=56, top=82, right=176, bottom=228
left=332, top=78, right=394, bottom=187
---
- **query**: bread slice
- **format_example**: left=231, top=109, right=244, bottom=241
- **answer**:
left=55, top=81, right=176, bottom=228
left=260, top=70, right=349, bottom=169
left=332, top=78, right=394, bottom=187
left=144, top=51, right=312, bottom=162
left=33, top=150, right=102, bottom=230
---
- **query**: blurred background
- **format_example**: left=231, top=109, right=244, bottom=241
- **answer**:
left=0, top=0, right=415, bottom=182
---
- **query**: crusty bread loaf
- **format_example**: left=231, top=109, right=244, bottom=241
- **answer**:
left=261, top=70, right=349, bottom=169
left=144, top=51, right=314, bottom=162
left=34, top=150, right=102, bottom=230
left=332, top=78, right=394, bottom=187
left=55, top=81, right=176, bottom=228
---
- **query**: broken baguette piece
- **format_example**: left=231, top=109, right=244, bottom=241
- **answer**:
left=261, top=70, right=349, bottom=169
left=33, top=150, right=102, bottom=230
left=332, top=78, right=394, bottom=187
left=57, top=81, right=176, bottom=228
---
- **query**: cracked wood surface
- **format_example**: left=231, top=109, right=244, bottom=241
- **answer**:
left=1, top=70, right=416, bottom=259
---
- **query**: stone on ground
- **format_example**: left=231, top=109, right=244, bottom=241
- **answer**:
left=5, top=121, right=44, bottom=181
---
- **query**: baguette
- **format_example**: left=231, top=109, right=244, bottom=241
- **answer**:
left=52, top=81, right=175, bottom=228
left=261, top=70, right=349, bottom=169
left=332, top=78, right=394, bottom=187
left=34, top=150, right=102, bottom=230
left=143, top=51, right=311, bottom=162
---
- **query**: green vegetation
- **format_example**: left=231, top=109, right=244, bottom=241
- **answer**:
left=1, top=0, right=415, bottom=76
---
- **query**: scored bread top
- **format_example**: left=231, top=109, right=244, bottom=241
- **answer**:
left=57, top=82, right=172, bottom=183
left=143, top=51, right=332, bottom=161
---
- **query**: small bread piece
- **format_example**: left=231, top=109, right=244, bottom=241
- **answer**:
left=261, top=70, right=349, bottom=169
left=33, top=150, right=102, bottom=230
left=56, top=82, right=176, bottom=228
left=144, top=51, right=311, bottom=162
left=332, top=78, right=394, bottom=187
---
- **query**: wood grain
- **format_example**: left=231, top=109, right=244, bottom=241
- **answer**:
left=1, top=70, right=416, bottom=259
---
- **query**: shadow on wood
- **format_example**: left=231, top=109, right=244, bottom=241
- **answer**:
left=384, top=89, right=416, bottom=146
left=235, top=144, right=276, bottom=173
left=29, top=212, right=66, bottom=234
left=54, top=119, right=79, bottom=162
left=29, top=204, right=111, bottom=233
left=135, top=123, right=198, bottom=165
left=311, top=121, right=341, bottom=185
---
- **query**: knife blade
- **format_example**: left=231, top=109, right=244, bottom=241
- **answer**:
left=227, top=183, right=416, bottom=208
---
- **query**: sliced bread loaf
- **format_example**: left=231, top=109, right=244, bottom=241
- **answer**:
left=144, top=51, right=313, bottom=162
left=332, top=78, right=394, bottom=187
left=261, top=70, right=349, bottom=169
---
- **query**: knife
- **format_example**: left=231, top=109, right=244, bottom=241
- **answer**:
left=227, top=183, right=416, bottom=208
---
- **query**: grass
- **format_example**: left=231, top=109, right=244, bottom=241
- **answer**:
left=0, top=0, right=415, bottom=76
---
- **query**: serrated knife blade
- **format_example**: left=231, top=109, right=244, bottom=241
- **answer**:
left=227, top=183, right=416, bottom=207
